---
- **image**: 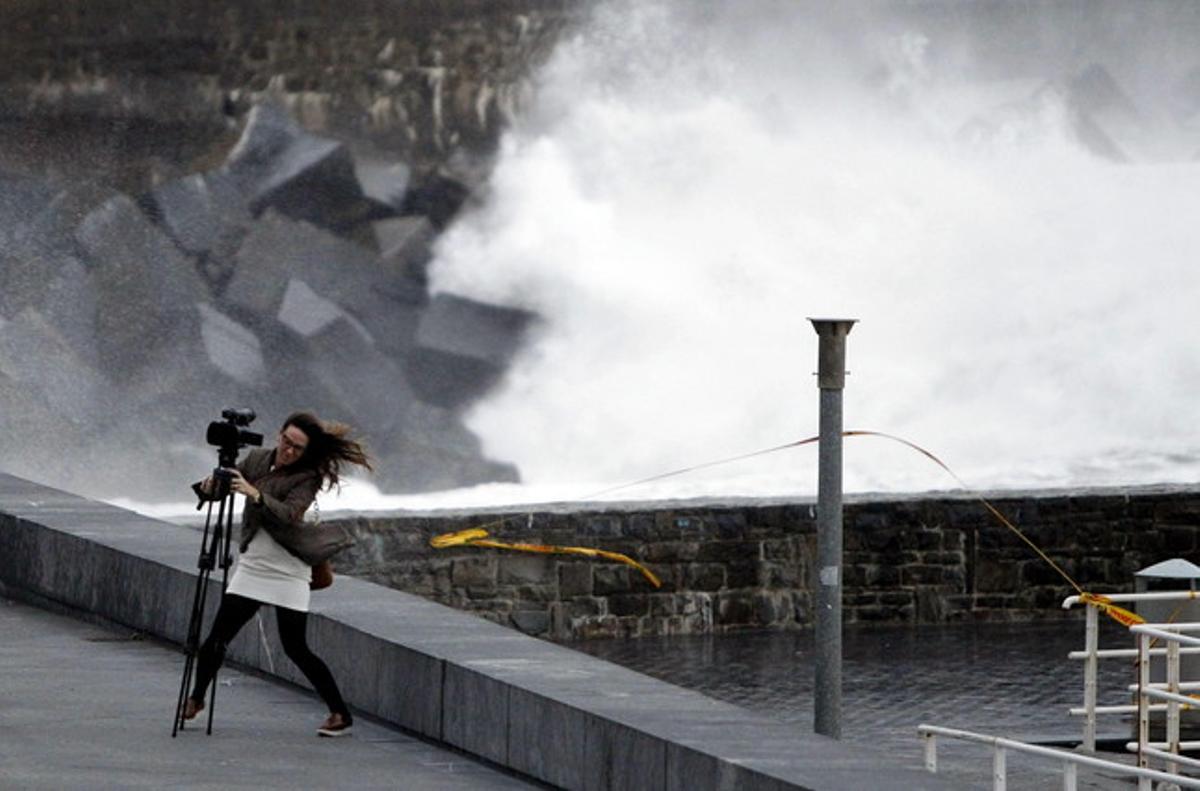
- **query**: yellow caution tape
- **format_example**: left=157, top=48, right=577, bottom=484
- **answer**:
left=430, top=528, right=488, bottom=548
left=1078, top=592, right=1145, bottom=627
left=431, top=526, right=661, bottom=587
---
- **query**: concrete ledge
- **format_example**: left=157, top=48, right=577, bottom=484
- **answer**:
left=0, top=472, right=957, bottom=790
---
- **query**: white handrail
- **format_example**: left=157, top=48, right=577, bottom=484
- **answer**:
left=1062, top=591, right=1200, bottom=753
left=1070, top=703, right=1168, bottom=715
left=1128, top=628, right=1200, bottom=783
left=1141, top=686, right=1199, bottom=708
left=1127, top=681, right=1200, bottom=692
left=919, top=590, right=1200, bottom=787
left=1132, top=624, right=1200, bottom=648
left=1139, top=621, right=1200, bottom=632
left=918, top=724, right=1200, bottom=790
left=1063, top=590, right=1200, bottom=608
left=1129, top=744, right=1200, bottom=771
left=1068, top=646, right=1200, bottom=659
left=1128, top=740, right=1200, bottom=751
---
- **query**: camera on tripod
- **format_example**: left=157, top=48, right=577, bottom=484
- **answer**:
left=175, top=406, right=264, bottom=736
left=206, top=408, right=264, bottom=468
left=190, top=408, right=264, bottom=506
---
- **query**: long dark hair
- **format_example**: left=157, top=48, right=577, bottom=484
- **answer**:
left=281, top=411, right=373, bottom=490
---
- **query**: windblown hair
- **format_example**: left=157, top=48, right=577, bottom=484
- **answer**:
left=281, top=411, right=373, bottom=490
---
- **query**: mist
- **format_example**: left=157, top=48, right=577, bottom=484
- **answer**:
left=417, top=0, right=1200, bottom=502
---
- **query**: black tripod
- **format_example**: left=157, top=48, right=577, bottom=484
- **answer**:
left=172, top=459, right=239, bottom=736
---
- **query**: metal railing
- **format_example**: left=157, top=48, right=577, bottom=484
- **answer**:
left=918, top=723, right=1200, bottom=790
left=917, top=592, right=1200, bottom=789
left=1063, top=590, right=1200, bottom=751
left=1127, top=623, right=1200, bottom=787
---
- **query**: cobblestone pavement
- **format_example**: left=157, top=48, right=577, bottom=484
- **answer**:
left=576, top=619, right=1158, bottom=790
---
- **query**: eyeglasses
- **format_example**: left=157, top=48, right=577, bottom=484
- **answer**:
left=278, top=432, right=308, bottom=453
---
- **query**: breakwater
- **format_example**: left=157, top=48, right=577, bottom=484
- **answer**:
left=329, top=484, right=1200, bottom=641
left=0, top=1, right=566, bottom=501
left=0, top=0, right=574, bottom=189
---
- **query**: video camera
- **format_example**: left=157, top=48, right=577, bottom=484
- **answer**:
left=206, top=407, right=263, bottom=468
left=190, top=408, right=263, bottom=509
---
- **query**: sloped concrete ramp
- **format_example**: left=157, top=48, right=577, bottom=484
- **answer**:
left=0, top=472, right=958, bottom=790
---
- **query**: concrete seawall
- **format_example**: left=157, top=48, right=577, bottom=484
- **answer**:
left=0, top=471, right=957, bottom=791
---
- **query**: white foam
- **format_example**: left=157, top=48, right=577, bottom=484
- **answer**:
left=423, top=0, right=1200, bottom=501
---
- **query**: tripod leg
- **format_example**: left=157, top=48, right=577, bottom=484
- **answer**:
left=204, top=681, right=216, bottom=736
left=205, top=491, right=238, bottom=736
left=172, top=490, right=227, bottom=736
left=172, top=559, right=212, bottom=735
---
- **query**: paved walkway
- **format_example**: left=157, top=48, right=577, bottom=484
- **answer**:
left=0, top=597, right=541, bottom=790
left=577, top=620, right=1151, bottom=790
left=0, top=592, right=1161, bottom=790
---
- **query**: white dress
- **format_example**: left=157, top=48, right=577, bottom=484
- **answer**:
left=226, top=526, right=312, bottom=612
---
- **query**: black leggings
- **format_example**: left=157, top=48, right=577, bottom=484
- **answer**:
left=191, top=593, right=350, bottom=720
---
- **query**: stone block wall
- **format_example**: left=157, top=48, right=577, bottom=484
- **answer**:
left=329, top=485, right=1200, bottom=641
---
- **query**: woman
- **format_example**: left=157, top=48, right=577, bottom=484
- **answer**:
left=183, top=411, right=372, bottom=737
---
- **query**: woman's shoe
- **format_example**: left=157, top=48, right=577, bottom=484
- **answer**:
left=182, top=697, right=204, bottom=721
left=317, top=712, right=353, bottom=737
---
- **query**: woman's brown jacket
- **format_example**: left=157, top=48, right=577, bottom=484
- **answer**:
left=235, top=448, right=322, bottom=555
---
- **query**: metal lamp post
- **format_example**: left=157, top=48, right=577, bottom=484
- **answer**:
left=808, top=318, right=856, bottom=739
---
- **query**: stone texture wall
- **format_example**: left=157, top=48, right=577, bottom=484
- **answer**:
left=329, top=485, right=1200, bottom=641
left=0, top=0, right=576, bottom=191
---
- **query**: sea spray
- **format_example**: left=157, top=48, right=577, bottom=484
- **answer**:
left=420, top=0, right=1200, bottom=502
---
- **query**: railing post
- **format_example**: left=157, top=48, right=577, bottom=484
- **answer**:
left=1168, top=636, right=1181, bottom=775
left=1138, top=632, right=1151, bottom=773
left=1083, top=604, right=1098, bottom=752
left=993, top=745, right=1006, bottom=791
left=809, top=317, right=856, bottom=740
left=1061, top=760, right=1077, bottom=791
left=923, top=731, right=937, bottom=772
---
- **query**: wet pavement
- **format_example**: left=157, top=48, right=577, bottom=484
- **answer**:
left=0, top=590, right=1158, bottom=790
left=0, top=597, right=543, bottom=791
left=576, top=618, right=1148, bottom=789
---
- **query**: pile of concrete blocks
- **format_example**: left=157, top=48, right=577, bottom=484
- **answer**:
left=0, top=102, right=533, bottom=500
left=954, top=63, right=1197, bottom=164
